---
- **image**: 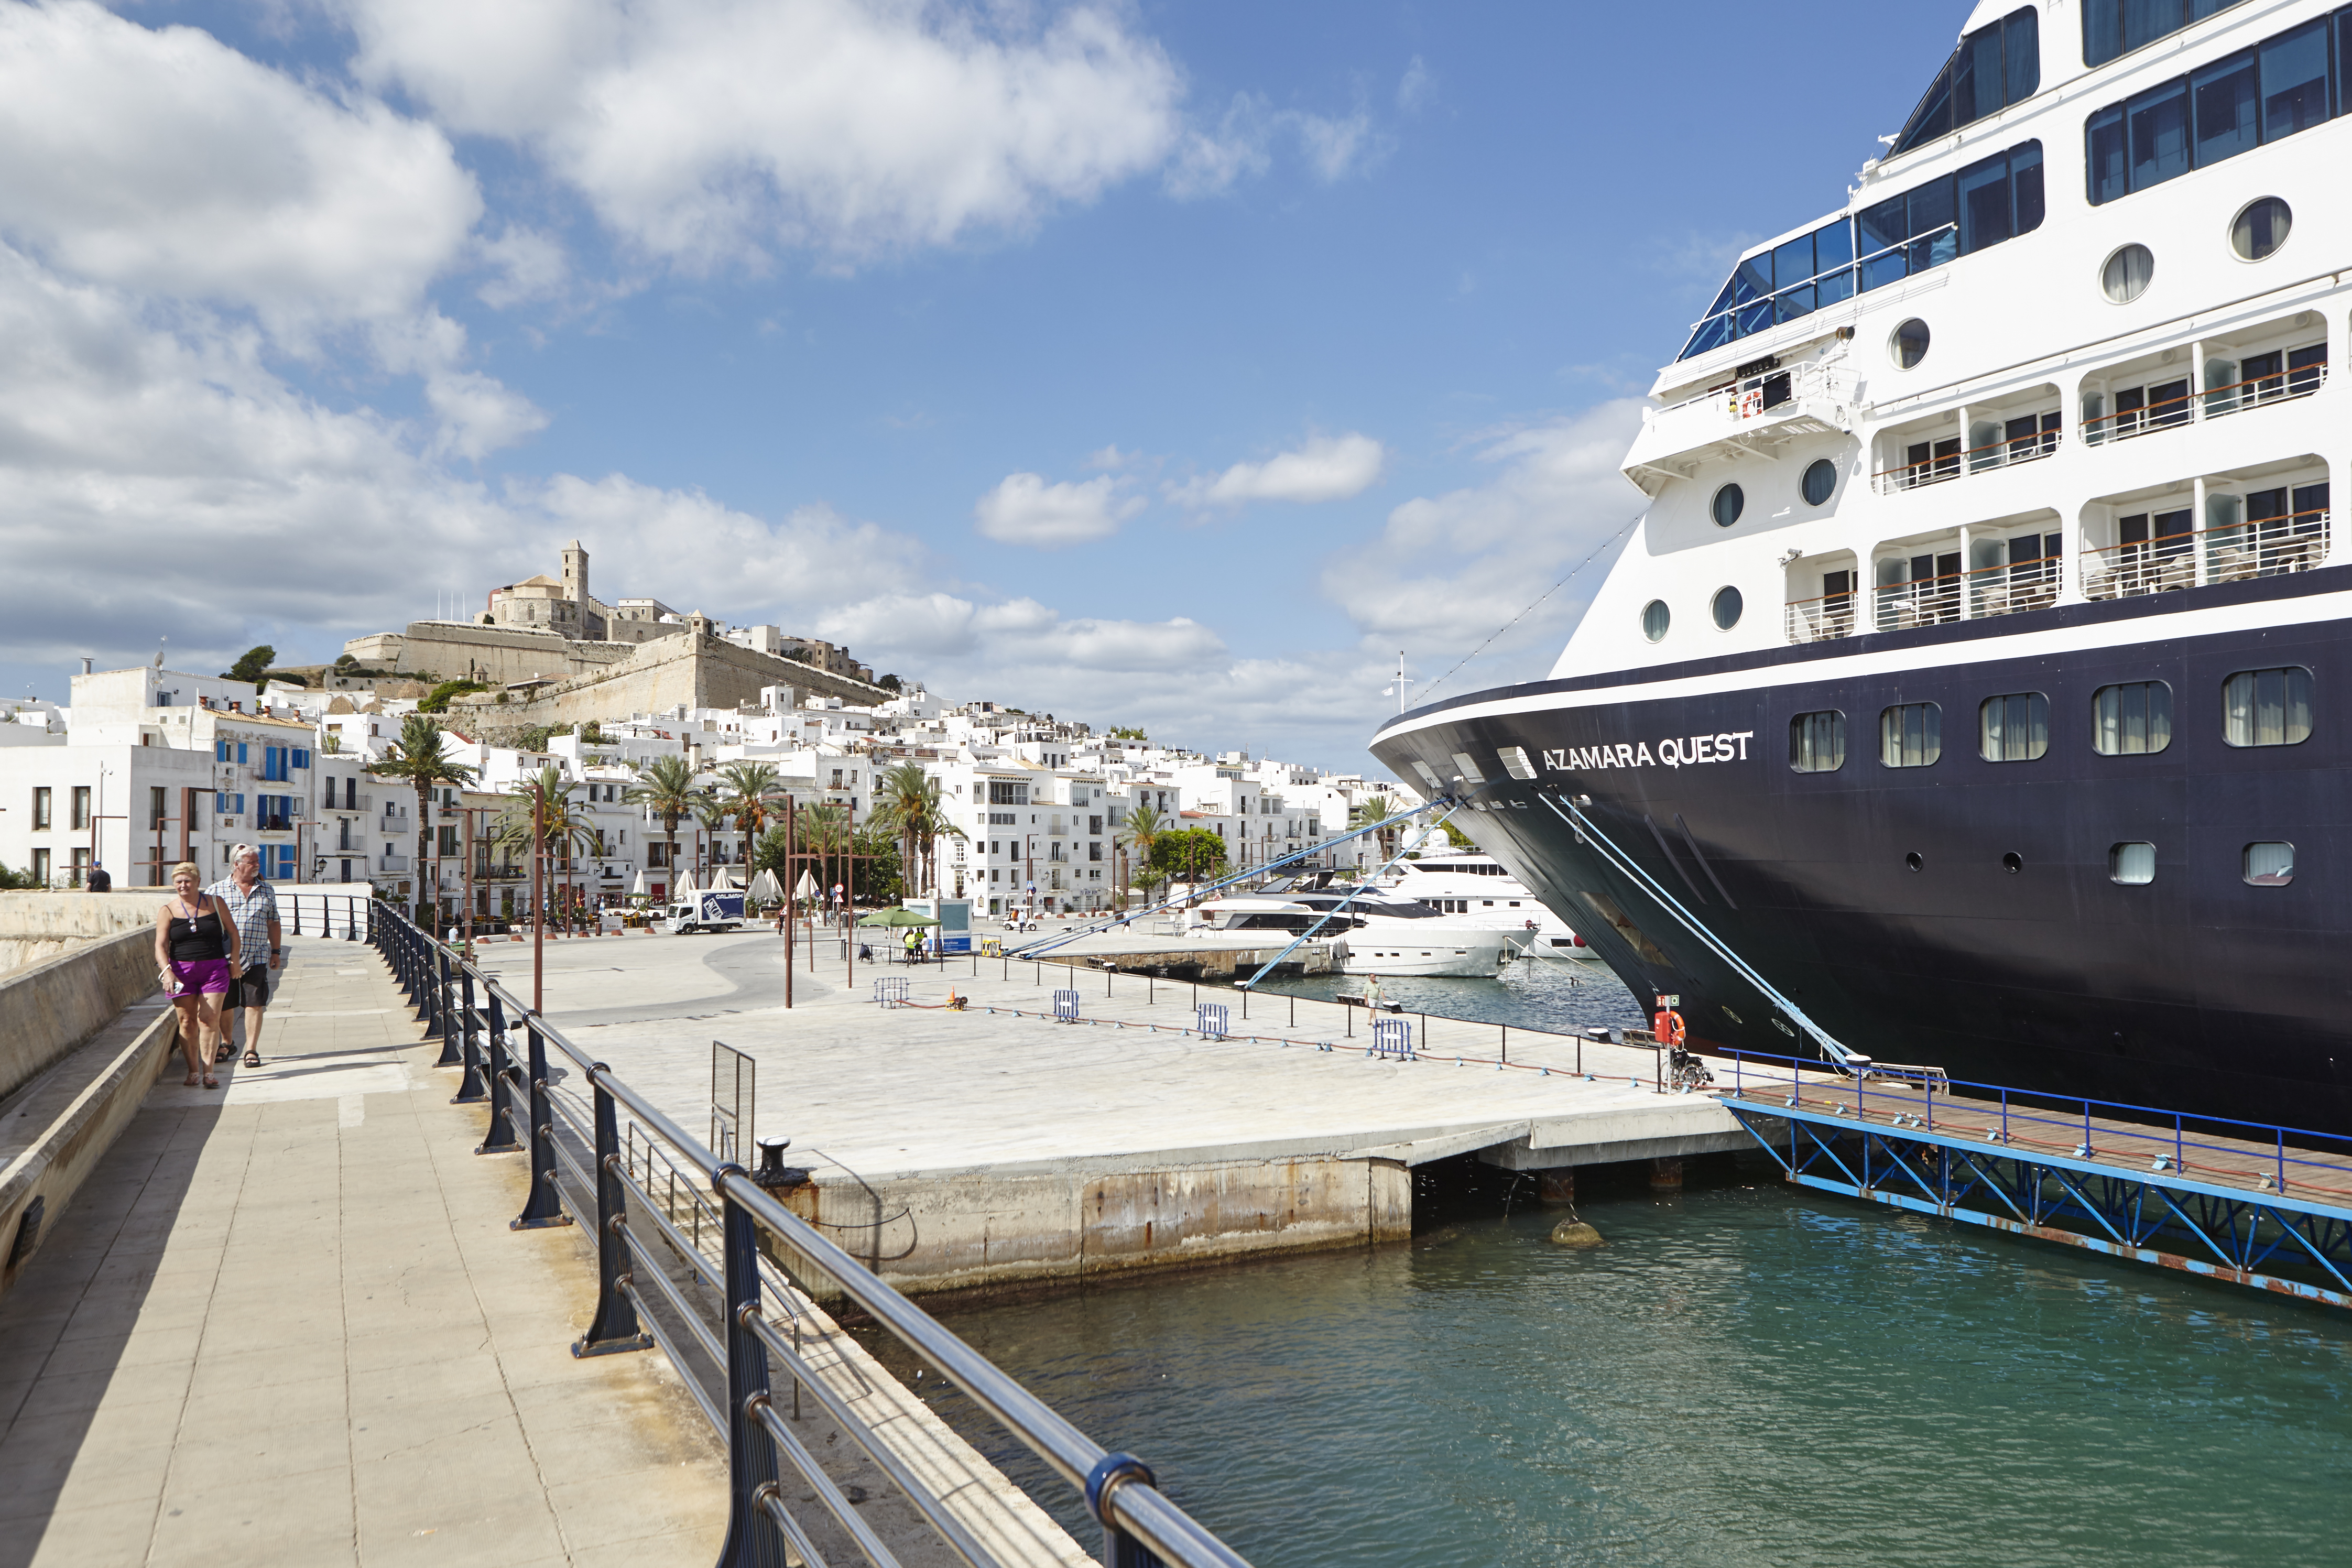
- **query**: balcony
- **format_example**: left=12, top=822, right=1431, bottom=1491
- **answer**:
left=378, top=853, right=410, bottom=874
left=2083, top=327, right=2328, bottom=449
left=1871, top=386, right=2062, bottom=496
left=2083, top=463, right=2331, bottom=602
left=1624, top=358, right=1854, bottom=492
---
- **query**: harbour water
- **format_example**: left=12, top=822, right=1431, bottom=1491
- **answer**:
left=859, top=957, right=2352, bottom=1566
left=1250, top=951, right=1651, bottom=1037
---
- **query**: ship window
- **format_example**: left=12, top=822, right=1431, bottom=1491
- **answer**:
left=2243, top=841, right=2295, bottom=886
left=1789, top=711, right=1846, bottom=773
left=2086, top=13, right=2334, bottom=208
left=1711, top=586, right=1744, bottom=630
left=2084, top=0, right=2250, bottom=69
left=2109, top=842, right=2157, bottom=885
left=2222, top=667, right=2313, bottom=746
left=2231, top=197, right=2291, bottom=262
left=1894, top=8, right=2040, bottom=155
left=1880, top=702, right=1943, bottom=768
left=1712, top=484, right=1745, bottom=527
left=1801, top=459, right=1838, bottom=506
left=1979, top=692, right=2051, bottom=761
left=1641, top=600, right=1670, bottom=643
left=1891, top=319, right=1931, bottom=369
left=2092, top=682, right=2174, bottom=755
left=2101, top=244, right=2154, bottom=303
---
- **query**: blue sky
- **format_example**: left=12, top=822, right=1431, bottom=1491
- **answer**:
left=1, top=0, right=1960, bottom=769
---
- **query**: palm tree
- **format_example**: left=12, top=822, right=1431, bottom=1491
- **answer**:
left=798, top=801, right=849, bottom=916
left=717, top=761, right=789, bottom=851
left=1116, top=803, right=1167, bottom=911
left=873, top=761, right=946, bottom=898
left=375, top=714, right=477, bottom=927
left=1351, top=793, right=1401, bottom=863
left=493, top=766, right=596, bottom=935
left=624, top=755, right=699, bottom=897
left=693, top=794, right=730, bottom=884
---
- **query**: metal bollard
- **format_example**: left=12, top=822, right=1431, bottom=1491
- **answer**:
left=714, top=1177, right=790, bottom=1568
left=476, top=989, right=522, bottom=1156
left=573, top=1069, right=652, bottom=1357
left=510, top=1019, right=571, bottom=1230
left=451, top=969, right=487, bottom=1105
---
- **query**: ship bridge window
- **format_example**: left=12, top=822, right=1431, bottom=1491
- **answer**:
left=1679, top=218, right=1855, bottom=360
left=1880, top=703, right=1943, bottom=768
left=1788, top=711, right=1846, bottom=773
left=2085, top=1, right=2249, bottom=68
left=2085, top=15, right=2335, bottom=207
left=2093, top=682, right=2174, bottom=755
left=1979, top=692, right=2051, bottom=761
left=1858, top=143, right=2043, bottom=294
left=1894, top=7, right=2040, bottom=154
left=2223, top=667, right=2313, bottom=747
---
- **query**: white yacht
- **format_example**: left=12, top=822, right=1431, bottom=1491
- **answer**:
left=1188, top=876, right=1509, bottom=977
left=1374, top=0, right=2352, bottom=1131
left=1382, top=852, right=1600, bottom=961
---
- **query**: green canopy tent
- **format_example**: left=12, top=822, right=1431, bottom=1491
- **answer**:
left=855, top=908, right=941, bottom=928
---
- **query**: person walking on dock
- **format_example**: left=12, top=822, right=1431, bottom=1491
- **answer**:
left=155, top=861, right=236, bottom=1088
left=210, top=845, right=281, bottom=1068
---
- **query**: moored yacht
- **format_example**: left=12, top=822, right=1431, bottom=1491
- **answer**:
left=1382, top=851, right=1600, bottom=961
left=1374, top=0, right=2352, bottom=1130
left=1188, top=876, right=1509, bottom=976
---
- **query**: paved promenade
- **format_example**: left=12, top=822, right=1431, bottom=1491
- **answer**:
left=0, top=942, right=725, bottom=1567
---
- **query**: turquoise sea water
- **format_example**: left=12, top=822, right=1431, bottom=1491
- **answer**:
left=855, top=964, right=2352, bottom=1567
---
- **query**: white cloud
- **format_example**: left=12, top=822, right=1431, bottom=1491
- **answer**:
left=341, top=0, right=1186, bottom=268
left=475, top=225, right=572, bottom=309
left=1171, top=432, right=1386, bottom=510
left=1164, top=92, right=1387, bottom=198
left=1321, top=400, right=1648, bottom=654
left=1397, top=56, right=1432, bottom=114
left=973, top=472, right=1142, bottom=548
left=0, top=0, right=479, bottom=333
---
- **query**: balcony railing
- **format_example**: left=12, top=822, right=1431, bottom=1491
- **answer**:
left=2083, top=506, right=2331, bottom=600
left=379, top=853, right=410, bottom=873
left=1784, top=590, right=1859, bottom=645
left=2084, top=362, right=2328, bottom=447
left=1964, top=554, right=2060, bottom=619
left=1873, top=418, right=2061, bottom=495
left=1874, top=570, right=1962, bottom=631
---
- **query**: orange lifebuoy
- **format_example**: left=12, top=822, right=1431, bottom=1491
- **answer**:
left=1652, top=1007, right=1686, bottom=1047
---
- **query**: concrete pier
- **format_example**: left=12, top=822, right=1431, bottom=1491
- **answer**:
left=475, top=931, right=1749, bottom=1300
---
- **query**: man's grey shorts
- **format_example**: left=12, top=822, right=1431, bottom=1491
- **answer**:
left=225, top=965, right=271, bottom=1010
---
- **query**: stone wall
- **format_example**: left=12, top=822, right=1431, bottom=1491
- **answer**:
left=453, top=632, right=891, bottom=726
left=0, top=892, right=166, bottom=977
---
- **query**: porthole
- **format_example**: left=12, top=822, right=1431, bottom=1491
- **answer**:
left=2001, top=851, right=2024, bottom=874
left=2244, top=842, right=2294, bottom=886
left=1711, top=585, right=1744, bottom=630
left=1800, top=458, right=1837, bottom=507
left=1904, top=851, right=1923, bottom=872
left=2101, top=243, right=2153, bottom=303
left=2109, top=842, right=2155, bottom=885
left=1640, top=600, right=1670, bottom=643
left=1890, top=318, right=1931, bottom=369
left=1711, top=483, right=1745, bottom=528
left=2231, top=198, right=2291, bottom=262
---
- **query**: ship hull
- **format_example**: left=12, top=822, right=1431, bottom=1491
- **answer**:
left=1371, top=569, right=2352, bottom=1133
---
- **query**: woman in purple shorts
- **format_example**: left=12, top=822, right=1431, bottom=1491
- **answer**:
left=155, top=861, right=239, bottom=1088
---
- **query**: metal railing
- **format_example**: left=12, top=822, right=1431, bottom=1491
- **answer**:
left=1782, top=591, right=1858, bottom=645
left=1871, top=416, right=2060, bottom=495
left=2084, top=361, right=2328, bottom=445
left=370, top=903, right=1252, bottom=1568
left=2083, top=506, right=2331, bottom=599
left=1872, top=569, right=1961, bottom=630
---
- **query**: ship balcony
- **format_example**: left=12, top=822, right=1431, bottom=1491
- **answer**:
left=2082, top=459, right=2332, bottom=602
left=1782, top=550, right=1859, bottom=645
left=1868, top=511, right=2061, bottom=631
left=1625, top=359, right=1853, bottom=493
left=2082, top=321, right=2329, bottom=450
left=1870, top=386, right=2061, bottom=496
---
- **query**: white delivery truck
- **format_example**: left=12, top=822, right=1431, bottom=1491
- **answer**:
left=665, top=890, right=747, bottom=934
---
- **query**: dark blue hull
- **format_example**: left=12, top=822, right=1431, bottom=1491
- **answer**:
left=1371, top=568, right=2352, bottom=1133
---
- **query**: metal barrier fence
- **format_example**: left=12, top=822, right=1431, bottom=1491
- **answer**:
left=282, top=891, right=366, bottom=942
left=1194, top=1003, right=1226, bottom=1040
left=1370, top=1019, right=1413, bottom=1060
left=1052, top=989, right=1081, bottom=1023
left=370, top=902, right=1251, bottom=1568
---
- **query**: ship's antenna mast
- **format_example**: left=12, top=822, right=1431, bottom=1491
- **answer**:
left=1382, top=651, right=1414, bottom=714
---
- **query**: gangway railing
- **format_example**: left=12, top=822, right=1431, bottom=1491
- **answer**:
left=371, top=901, right=1253, bottom=1568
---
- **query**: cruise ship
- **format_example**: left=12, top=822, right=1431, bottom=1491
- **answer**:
left=1371, top=0, right=2352, bottom=1131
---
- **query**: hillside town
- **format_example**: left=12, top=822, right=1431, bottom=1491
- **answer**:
left=0, top=546, right=1406, bottom=922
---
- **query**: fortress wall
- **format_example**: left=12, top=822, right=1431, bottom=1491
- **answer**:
left=453, top=634, right=890, bottom=725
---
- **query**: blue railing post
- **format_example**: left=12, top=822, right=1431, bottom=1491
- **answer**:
left=714, top=1175, right=789, bottom=1568
left=1085, top=1453, right=1162, bottom=1568
left=510, top=1019, right=572, bottom=1231
left=476, top=989, right=522, bottom=1156
left=573, top=1067, right=652, bottom=1358
left=451, top=968, right=487, bottom=1104
left=431, top=949, right=464, bottom=1065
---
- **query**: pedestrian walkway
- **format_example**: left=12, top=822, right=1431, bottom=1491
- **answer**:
left=0, top=942, right=726, bottom=1568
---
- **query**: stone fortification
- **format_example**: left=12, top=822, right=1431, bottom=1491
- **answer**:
left=341, top=620, right=649, bottom=686
left=451, top=629, right=890, bottom=724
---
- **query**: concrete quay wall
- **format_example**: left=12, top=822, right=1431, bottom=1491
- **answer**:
left=775, top=1153, right=1411, bottom=1302
left=0, top=890, right=164, bottom=976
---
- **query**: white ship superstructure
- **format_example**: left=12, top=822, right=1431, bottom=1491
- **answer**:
left=1371, top=0, right=2352, bottom=1130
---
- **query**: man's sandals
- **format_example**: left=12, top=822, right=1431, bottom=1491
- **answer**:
left=242, top=1050, right=261, bottom=1068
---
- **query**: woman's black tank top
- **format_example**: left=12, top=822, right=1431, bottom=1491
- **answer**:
left=168, top=900, right=226, bottom=962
